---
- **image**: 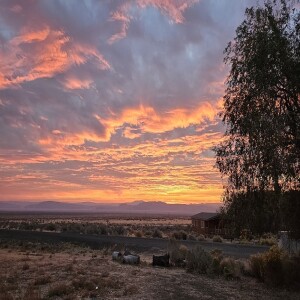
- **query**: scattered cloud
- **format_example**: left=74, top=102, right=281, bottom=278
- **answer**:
left=0, top=0, right=257, bottom=203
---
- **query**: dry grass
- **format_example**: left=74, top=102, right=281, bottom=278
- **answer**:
left=250, top=246, right=300, bottom=288
left=0, top=238, right=299, bottom=299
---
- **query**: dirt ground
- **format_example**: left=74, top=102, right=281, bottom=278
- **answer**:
left=0, top=246, right=299, bottom=300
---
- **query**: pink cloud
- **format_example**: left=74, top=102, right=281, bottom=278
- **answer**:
left=0, top=27, right=110, bottom=89
left=108, top=0, right=199, bottom=43
left=62, top=76, right=93, bottom=90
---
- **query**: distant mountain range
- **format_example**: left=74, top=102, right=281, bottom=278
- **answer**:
left=0, top=200, right=222, bottom=215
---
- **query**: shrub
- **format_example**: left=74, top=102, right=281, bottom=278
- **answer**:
left=219, top=258, right=241, bottom=279
left=44, top=224, right=57, bottom=231
left=168, top=240, right=187, bottom=266
left=135, top=231, right=143, bottom=238
left=186, top=245, right=213, bottom=274
left=209, top=249, right=223, bottom=275
left=212, top=235, right=223, bottom=243
left=113, top=225, right=126, bottom=236
left=187, top=234, right=196, bottom=240
left=197, top=234, right=206, bottom=241
left=262, top=246, right=285, bottom=286
left=239, top=229, right=252, bottom=241
left=143, top=230, right=153, bottom=237
left=249, top=246, right=300, bottom=287
left=172, top=230, right=187, bottom=240
left=152, top=229, right=163, bottom=238
left=179, top=245, right=189, bottom=260
left=259, top=237, right=277, bottom=246
left=250, top=254, right=264, bottom=280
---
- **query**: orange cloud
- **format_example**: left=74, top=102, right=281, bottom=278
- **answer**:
left=122, top=127, right=142, bottom=139
left=38, top=131, right=108, bottom=148
left=0, top=27, right=110, bottom=89
left=97, top=102, right=219, bottom=140
left=0, top=129, right=224, bottom=203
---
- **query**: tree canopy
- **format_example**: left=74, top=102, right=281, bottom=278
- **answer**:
left=215, top=0, right=300, bottom=236
left=216, top=0, right=299, bottom=193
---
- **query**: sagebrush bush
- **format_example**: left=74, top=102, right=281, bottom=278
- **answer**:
left=179, top=245, right=189, bottom=259
left=168, top=239, right=186, bottom=266
left=219, top=258, right=242, bottom=279
left=197, top=234, right=206, bottom=241
left=187, top=234, right=197, bottom=240
left=259, top=237, right=277, bottom=246
left=172, top=230, right=187, bottom=240
left=186, top=245, right=213, bottom=274
left=261, top=246, right=285, bottom=286
left=250, top=246, right=300, bottom=287
left=152, top=229, right=163, bottom=238
left=212, top=235, right=223, bottom=243
left=135, top=230, right=143, bottom=238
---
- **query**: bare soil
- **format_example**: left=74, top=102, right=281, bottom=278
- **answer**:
left=0, top=246, right=299, bottom=300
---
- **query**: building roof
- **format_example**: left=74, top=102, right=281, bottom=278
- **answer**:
left=191, top=212, right=220, bottom=220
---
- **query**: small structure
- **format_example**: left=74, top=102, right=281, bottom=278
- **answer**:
left=191, top=212, right=226, bottom=236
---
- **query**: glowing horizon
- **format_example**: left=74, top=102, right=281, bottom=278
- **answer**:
left=0, top=0, right=257, bottom=204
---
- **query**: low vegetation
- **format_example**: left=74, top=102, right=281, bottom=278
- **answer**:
left=212, top=235, right=223, bottom=243
left=250, top=246, right=300, bottom=288
left=0, top=236, right=299, bottom=300
left=0, top=217, right=195, bottom=242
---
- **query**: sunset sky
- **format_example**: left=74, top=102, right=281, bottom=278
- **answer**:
left=0, top=0, right=258, bottom=204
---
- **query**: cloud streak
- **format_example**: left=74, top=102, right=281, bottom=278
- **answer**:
left=0, top=0, right=257, bottom=203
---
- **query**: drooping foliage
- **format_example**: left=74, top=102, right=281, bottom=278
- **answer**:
left=215, top=0, right=300, bottom=236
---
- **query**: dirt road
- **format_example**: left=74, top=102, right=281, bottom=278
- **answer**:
left=0, top=229, right=269, bottom=258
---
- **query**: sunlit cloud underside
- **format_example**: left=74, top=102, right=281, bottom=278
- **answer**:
left=0, top=0, right=257, bottom=203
